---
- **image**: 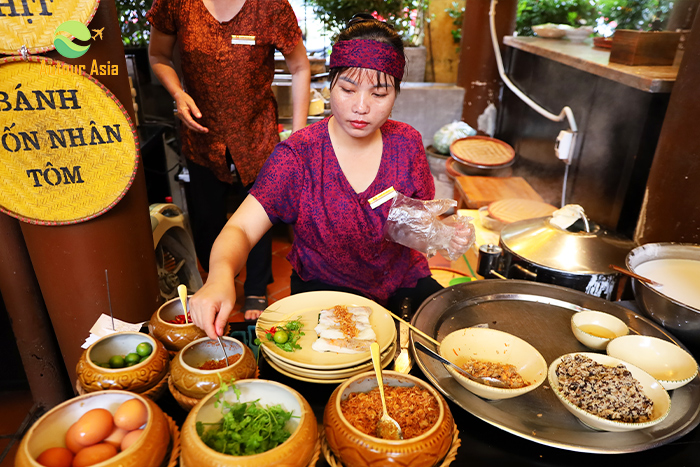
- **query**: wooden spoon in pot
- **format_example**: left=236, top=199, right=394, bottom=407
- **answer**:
left=609, top=264, right=662, bottom=287
left=370, top=342, right=403, bottom=440
left=177, top=284, right=190, bottom=323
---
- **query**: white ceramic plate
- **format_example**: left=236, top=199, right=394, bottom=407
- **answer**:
left=261, top=341, right=396, bottom=379
left=256, top=291, right=396, bottom=370
left=263, top=344, right=396, bottom=384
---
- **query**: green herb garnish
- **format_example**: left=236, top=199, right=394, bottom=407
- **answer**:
left=196, top=378, right=296, bottom=456
left=254, top=318, right=305, bottom=352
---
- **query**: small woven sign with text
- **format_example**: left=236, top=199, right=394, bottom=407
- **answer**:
left=0, top=57, right=139, bottom=225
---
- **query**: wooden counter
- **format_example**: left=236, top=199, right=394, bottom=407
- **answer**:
left=503, top=36, right=678, bottom=93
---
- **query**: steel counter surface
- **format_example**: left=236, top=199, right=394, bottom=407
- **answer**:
left=156, top=313, right=700, bottom=466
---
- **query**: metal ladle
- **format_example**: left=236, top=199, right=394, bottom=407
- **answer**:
left=216, top=336, right=229, bottom=364
left=370, top=342, right=403, bottom=440
left=177, top=284, right=228, bottom=363
left=415, top=341, right=508, bottom=389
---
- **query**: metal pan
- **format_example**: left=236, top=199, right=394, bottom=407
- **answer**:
left=411, top=280, right=700, bottom=454
left=626, top=242, right=700, bottom=350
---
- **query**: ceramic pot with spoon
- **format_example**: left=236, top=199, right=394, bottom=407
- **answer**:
left=170, top=336, right=257, bottom=399
left=323, top=371, right=454, bottom=467
left=148, top=295, right=207, bottom=353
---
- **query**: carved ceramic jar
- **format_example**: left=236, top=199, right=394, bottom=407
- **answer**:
left=148, top=295, right=207, bottom=352
left=324, top=371, right=455, bottom=467
left=170, top=336, right=257, bottom=399
left=76, top=332, right=169, bottom=393
left=180, top=379, right=318, bottom=467
left=15, top=390, right=170, bottom=467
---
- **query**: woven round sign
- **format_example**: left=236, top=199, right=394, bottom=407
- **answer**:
left=0, top=57, right=138, bottom=225
left=0, top=0, right=100, bottom=55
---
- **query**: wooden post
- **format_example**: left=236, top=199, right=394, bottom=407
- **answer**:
left=634, top=8, right=700, bottom=243
left=0, top=214, right=73, bottom=409
left=456, top=0, right=517, bottom=131
left=0, top=0, right=161, bottom=390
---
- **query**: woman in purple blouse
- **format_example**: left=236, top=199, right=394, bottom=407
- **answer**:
left=190, top=15, right=470, bottom=339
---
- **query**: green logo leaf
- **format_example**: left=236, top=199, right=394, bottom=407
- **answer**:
left=53, top=21, right=92, bottom=58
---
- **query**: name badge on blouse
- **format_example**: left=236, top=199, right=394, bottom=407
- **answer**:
left=369, top=187, right=397, bottom=209
left=231, top=35, right=256, bottom=45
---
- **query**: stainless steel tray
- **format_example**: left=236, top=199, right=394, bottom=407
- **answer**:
left=411, top=280, right=700, bottom=454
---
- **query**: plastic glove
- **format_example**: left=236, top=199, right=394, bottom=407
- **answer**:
left=384, top=193, right=476, bottom=261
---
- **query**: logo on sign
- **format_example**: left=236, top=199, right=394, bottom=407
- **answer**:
left=53, top=21, right=92, bottom=58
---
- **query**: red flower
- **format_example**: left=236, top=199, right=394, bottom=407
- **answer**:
left=371, top=11, right=386, bottom=22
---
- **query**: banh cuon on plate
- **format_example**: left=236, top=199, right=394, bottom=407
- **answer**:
left=254, top=291, right=395, bottom=370
left=312, top=305, right=377, bottom=354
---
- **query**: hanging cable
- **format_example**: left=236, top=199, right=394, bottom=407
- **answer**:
left=488, top=0, right=578, bottom=206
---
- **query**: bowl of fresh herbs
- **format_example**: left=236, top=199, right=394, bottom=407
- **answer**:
left=180, top=379, right=319, bottom=467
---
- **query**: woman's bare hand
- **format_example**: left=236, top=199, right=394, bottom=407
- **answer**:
left=174, top=90, right=209, bottom=133
left=189, top=279, right=235, bottom=339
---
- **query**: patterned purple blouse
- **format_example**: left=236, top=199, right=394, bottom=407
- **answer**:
left=250, top=118, right=434, bottom=303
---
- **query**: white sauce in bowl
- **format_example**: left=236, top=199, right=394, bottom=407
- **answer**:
left=635, top=259, right=700, bottom=310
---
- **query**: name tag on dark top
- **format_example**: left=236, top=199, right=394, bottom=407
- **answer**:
left=231, top=35, right=255, bottom=45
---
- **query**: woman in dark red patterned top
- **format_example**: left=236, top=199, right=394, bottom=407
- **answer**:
left=189, top=15, right=471, bottom=339
left=147, top=0, right=310, bottom=320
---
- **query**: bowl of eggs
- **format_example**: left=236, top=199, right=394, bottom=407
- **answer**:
left=148, top=296, right=208, bottom=353
left=15, top=390, right=170, bottom=467
left=76, top=332, right=170, bottom=395
left=571, top=310, right=629, bottom=350
left=170, top=336, right=257, bottom=400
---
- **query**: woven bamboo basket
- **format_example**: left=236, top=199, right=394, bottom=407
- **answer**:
left=0, top=0, right=100, bottom=55
left=320, top=424, right=461, bottom=467
left=164, top=413, right=181, bottom=467
left=75, top=372, right=170, bottom=401
left=0, top=56, right=139, bottom=225
left=167, top=375, right=202, bottom=412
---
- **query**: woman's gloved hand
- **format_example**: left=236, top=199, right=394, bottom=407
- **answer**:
left=384, top=193, right=476, bottom=261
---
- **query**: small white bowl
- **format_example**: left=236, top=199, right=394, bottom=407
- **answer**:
left=532, top=24, right=567, bottom=39
left=478, top=206, right=505, bottom=232
left=439, top=328, right=547, bottom=400
left=549, top=353, right=671, bottom=432
left=564, top=26, right=594, bottom=43
left=571, top=311, right=629, bottom=350
left=607, top=335, right=698, bottom=390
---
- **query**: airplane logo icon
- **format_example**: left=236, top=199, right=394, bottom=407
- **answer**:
left=91, top=28, right=104, bottom=41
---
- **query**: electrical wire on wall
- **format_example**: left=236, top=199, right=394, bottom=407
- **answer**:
left=488, top=0, right=578, bottom=207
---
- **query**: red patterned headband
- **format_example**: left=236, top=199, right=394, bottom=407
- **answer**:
left=330, top=39, right=405, bottom=81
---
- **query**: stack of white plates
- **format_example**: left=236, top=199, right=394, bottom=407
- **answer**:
left=256, top=292, right=397, bottom=384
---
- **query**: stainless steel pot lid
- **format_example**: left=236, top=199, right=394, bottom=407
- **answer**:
left=499, top=216, right=635, bottom=274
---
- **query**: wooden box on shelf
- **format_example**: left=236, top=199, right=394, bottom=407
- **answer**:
left=609, top=29, right=681, bottom=66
